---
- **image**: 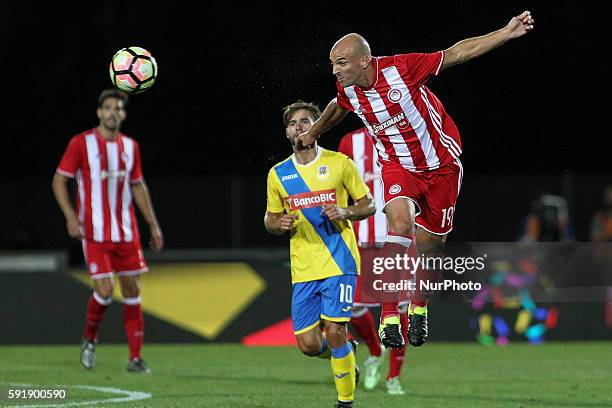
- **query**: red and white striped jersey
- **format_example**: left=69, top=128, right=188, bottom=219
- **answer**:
left=338, top=128, right=387, bottom=245
left=56, top=128, right=143, bottom=243
left=336, top=52, right=463, bottom=172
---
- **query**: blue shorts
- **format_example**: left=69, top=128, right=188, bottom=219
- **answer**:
left=292, top=274, right=357, bottom=335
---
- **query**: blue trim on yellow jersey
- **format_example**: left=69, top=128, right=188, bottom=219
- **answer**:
left=274, top=159, right=357, bottom=275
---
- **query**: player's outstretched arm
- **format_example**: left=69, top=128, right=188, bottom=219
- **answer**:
left=52, top=172, right=83, bottom=240
left=321, top=193, right=375, bottom=222
left=131, top=180, right=164, bottom=252
left=441, top=10, right=534, bottom=71
left=297, top=98, right=348, bottom=149
left=264, top=211, right=298, bottom=235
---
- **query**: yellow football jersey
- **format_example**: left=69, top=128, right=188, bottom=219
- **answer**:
left=267, top=147, right=370, bottom=283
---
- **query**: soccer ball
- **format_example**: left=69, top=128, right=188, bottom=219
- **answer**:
left=109, top=46, right=158, bottom=94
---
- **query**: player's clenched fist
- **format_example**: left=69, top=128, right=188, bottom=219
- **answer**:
left=321, top=204, right=349, bottom=221
left=279, top=214, right=299, bottom=231
left=505, top=10, right=534, bottom=39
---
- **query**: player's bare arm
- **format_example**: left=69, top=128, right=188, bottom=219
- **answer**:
left=321, top=193, right=375, bottom=222
left=131, top=180, right=164, bottom=252
left=297, top=98, right=348, bottom=149
left=264, top=211, right=298, bottom=235
left=51, top=172, right=83, bottom=239
left=441, top=10, right=534, bottom=71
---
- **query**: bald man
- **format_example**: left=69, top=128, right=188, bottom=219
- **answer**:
left=299, top=11, right=534, bottom=350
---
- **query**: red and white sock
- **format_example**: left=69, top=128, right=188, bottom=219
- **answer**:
left=388, top=308, right=409, bottom=379
left=83, top=292, right=112, bottom=341
left=351, top=308, right=382, bottom=357
left=123, top=296, right=144, bottom=360
left=381, top=232, right=415, bottom=323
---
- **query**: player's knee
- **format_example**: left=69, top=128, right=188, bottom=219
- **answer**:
left=296, top=338, right=322, bottom=357
left=94, top=278, right=114, bottom=299
left=387, top=214, right=414, bottom=236
left=386, top=200, right=416, bottom=235
left=119, top=276, right=141, bottom=298
left=325, top=324, right=348, bottom=348
left=95, top=287, right=113, bottom=299
left=121, top=286, right=140, bottom=298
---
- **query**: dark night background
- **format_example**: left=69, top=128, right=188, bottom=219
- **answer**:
left=1, top=1, right=610, bottom=250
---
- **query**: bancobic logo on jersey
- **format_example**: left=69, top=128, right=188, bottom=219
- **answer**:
left=286, top=189, right=337, bottom=211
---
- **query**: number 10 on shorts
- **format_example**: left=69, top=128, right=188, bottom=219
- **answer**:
left=441, top=206, right=455, bottom=228
left=339, top=283, right=353, bottom=304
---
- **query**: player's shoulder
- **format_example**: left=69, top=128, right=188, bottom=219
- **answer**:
left=320, top=147, right=351, bottom=164
left=268, top=155, right=293, bottom=176
left=119, top=132, right=138, bottom=145
left=72, top=128, right=96, bottom=140
left=66, top=129, right=95, bottom=147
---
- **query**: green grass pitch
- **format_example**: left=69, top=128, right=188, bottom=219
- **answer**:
left=1, top=342, right=611, bottom=407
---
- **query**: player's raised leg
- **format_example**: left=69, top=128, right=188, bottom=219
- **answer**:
left=379, top=197, right=417, bottom=349
left=119, top=274, right=149, bottom=373
left=410, top=160, right=460, bottom=347
left=295, top=324, right=332, bottom=360
left=293, top=279, right=333, bottom=359
left=408, top=229, right=446, bottom=347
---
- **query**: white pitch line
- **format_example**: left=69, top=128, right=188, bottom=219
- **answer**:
left=4, top=384, right=152, bottom=407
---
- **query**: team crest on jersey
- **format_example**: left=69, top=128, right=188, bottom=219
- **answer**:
left=121, top=152, right=129, bottom=164
left=389, top=184, right=402, bottom=195
left=387, top=87, right=403, bottom=103
left=356, top=104, right=365, bottom=114
left=317, top=165, right=329, bottom=180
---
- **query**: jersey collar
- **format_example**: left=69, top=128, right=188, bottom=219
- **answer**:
left=292, top=146, right=323, bottom=168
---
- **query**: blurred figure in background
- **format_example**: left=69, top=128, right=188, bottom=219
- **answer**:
left=52, top=89, right=163, bottom=374
left=589, top=186, right=612, bottom=327
left=590, top=185, right=612, bottom=242
left=520, top=194, right=573, bottom=243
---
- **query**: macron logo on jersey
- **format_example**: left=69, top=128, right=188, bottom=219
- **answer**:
left=371, top=112, right=409, bottom=135
left=281, top=173, right=298, bottom=182
left=287, top=189, right=337, bottom=211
